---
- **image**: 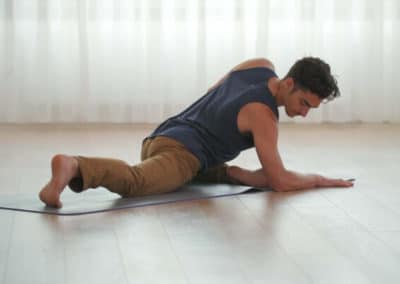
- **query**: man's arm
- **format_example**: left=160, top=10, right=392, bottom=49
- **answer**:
left=227, top=166, right=269, bottom=188
left=230, top=103, right=353, bottom=191
left=207, top=58, right=275, bottom=92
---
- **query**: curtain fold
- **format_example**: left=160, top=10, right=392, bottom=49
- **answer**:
left=0, top=0, right=399, bottom=123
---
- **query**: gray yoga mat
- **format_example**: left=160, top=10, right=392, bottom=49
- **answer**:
left=0, top=184, right=267, bottom=216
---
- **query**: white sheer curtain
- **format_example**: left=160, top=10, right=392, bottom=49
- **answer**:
left=0, top=0, right=399, bottom=123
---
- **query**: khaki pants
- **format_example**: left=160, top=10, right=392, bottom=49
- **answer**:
left=68, top=136, right=238, bottom=197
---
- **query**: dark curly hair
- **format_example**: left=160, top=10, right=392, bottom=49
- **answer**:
left=284, top=57, right=340, bottom=101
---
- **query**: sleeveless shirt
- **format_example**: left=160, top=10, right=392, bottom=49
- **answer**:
left=148, top=67, right=279, bottom=172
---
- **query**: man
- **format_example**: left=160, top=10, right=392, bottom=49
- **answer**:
left=39, top=57, right=354, bottom=208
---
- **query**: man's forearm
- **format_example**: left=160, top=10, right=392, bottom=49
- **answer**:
left=227, top=166, right=271, bottom=188
left=228, top=166, right=319, bottom=189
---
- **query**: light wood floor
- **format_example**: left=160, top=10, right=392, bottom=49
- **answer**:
left=0, top=123, right=399, bottom=284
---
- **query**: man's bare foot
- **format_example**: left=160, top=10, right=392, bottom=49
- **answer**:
left=39, top=154, right=79, bottom=208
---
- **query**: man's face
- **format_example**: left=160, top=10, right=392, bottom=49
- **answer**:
left=284, top=89, right=322, bottom=118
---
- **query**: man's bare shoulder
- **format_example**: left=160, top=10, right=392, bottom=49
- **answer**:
left=232, top=58, right=275, bottom=72
left=207, top=58, right=275, bottom=92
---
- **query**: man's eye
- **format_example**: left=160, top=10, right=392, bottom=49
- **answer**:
left=302, top=100, right=311, bottom=108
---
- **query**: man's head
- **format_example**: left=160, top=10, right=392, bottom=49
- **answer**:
left=279, top=57, right=340, bottom=117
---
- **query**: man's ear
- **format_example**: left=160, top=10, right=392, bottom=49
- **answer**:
left=284, top=77, right=295, bottom=92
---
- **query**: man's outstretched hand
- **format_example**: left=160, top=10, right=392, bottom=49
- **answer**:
left=316, top=176, right=355, bottom=188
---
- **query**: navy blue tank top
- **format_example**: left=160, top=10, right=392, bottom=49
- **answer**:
left=148, top=67, right=279, bottom=172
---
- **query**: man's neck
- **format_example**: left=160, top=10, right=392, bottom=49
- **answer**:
left=267, top=77, right=284, bottom=106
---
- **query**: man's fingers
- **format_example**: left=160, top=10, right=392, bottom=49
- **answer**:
left=334, top=179, right=354, bottom=187
left=320, top=178, right=354, bottom=188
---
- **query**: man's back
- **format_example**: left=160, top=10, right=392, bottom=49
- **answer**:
left=149, top=67, right=279, bottom=171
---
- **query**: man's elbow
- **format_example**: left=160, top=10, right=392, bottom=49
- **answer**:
left=271, top=183, right=290, bottom=192
left=269, top=174, right=291, bottom=192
